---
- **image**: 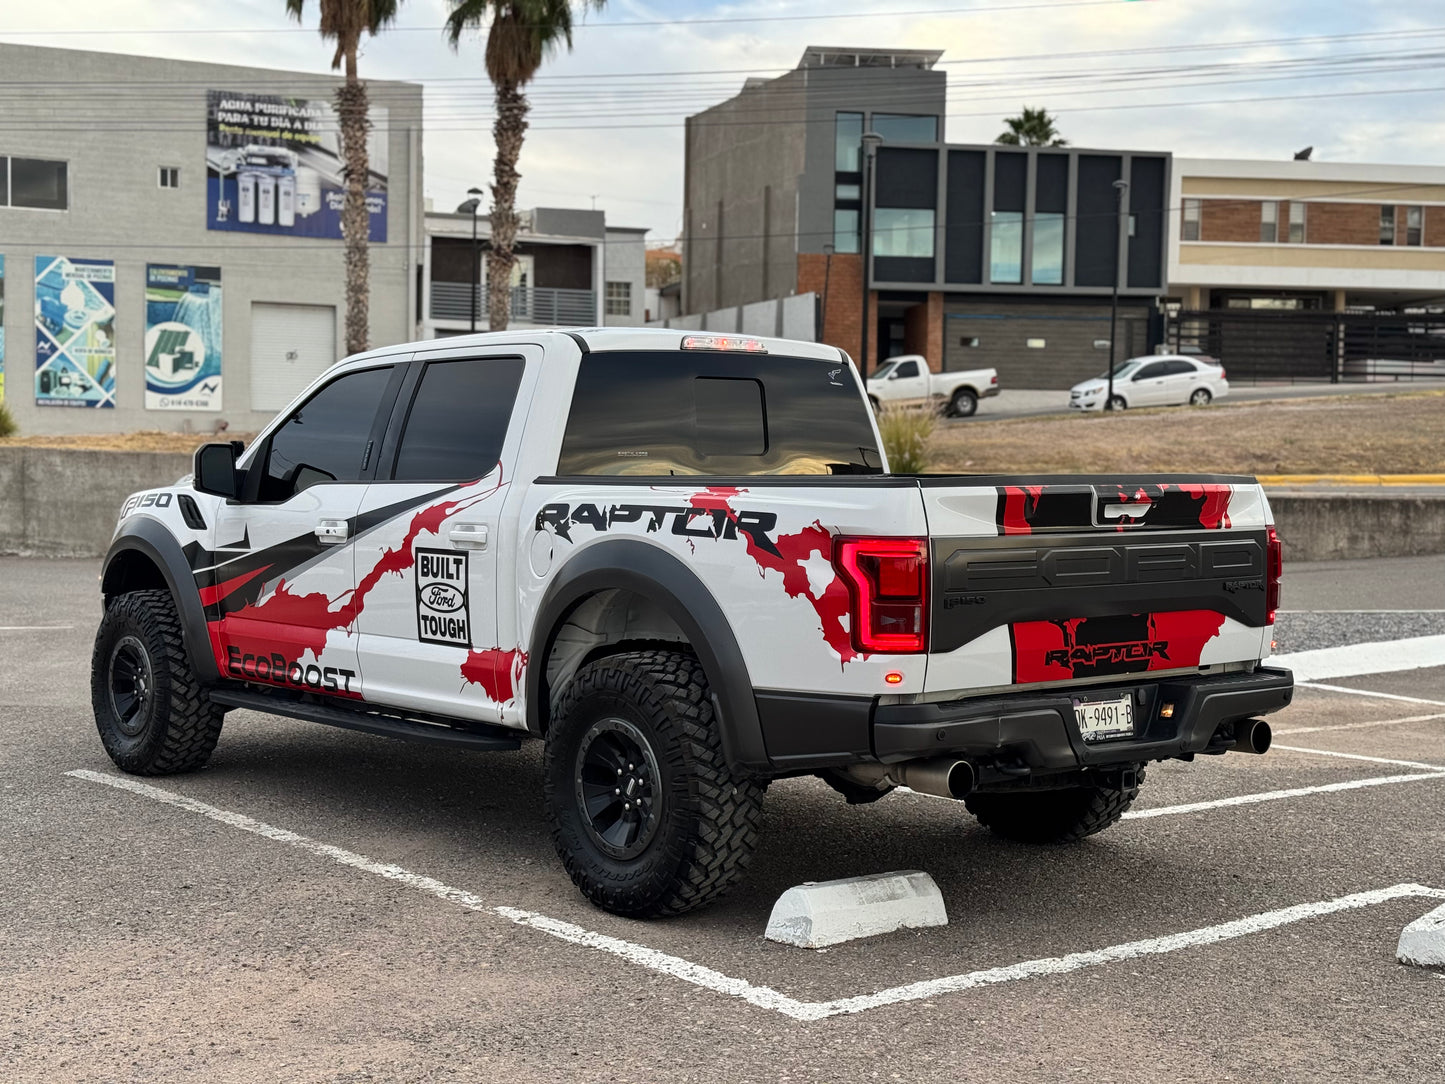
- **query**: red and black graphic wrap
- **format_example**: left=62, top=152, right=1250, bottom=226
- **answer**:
left=1011, top=610, right=1228, bottom=683
left=998, top=482, right=1234, bottom=535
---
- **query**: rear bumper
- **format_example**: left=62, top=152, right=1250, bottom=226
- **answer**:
left=755, top=667, right=1293, bottom=774
left=981, top=384, right=1001, bottom=398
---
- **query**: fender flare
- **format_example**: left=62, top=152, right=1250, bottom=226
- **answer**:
left=525, top=537, right=767, bottom=775
left=101, top=517, right=219, bottom=683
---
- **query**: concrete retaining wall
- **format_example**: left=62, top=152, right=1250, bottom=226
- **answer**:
left=2, top=446, right=1442, bottom=562
left=1269, top=492, right=1445, bottom=564
left=0, top=448, right=191, bottom=557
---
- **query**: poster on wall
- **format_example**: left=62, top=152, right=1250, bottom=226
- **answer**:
left=205, top=89, right=388, bottom=241
left=145, top=264, right=223, bottom=411
left=0, top=255, right=6, bottom=403
left=34, top=255, right=116, bottom=409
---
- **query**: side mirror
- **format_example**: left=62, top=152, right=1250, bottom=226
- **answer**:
left=194, top=442, right=241, bottom=500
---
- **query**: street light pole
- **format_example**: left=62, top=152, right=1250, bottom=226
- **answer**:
left=859, top=131, right=883, bottom=375
left=466, top=186, right=484, bottom=332
left=1107, top=178, right=1130, bottom=410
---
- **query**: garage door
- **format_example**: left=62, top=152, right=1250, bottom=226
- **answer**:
left=250, top=302, right=337, bottom=412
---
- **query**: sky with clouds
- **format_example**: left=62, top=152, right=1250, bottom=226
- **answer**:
left=3, top=0, right=1443, bottom=244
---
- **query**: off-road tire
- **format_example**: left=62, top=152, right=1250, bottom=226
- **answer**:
left=91, top=589, right=224, bottom=775
left=948, top=388, right=979, bottom=418
left=964, top=767, right=1145, bottom=844
left=544, top=650, right=764, bottom=917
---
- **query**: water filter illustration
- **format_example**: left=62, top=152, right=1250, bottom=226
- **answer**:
left=238, top=172, right=257, bottom=223
left=278, top=174, right=296, bottom=227
left=258, top=174, right=276, bottom=225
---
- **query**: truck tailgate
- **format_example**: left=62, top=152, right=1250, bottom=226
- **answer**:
left=919, top=477, right=1276, bottom=696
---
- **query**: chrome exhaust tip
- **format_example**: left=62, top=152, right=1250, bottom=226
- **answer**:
left=1231, top=719, right=1272, bottom=755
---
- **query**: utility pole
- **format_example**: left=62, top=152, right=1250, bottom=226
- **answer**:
left=462, top=186, right=484, bottom=333
left=859, top=131, right=883, bottom=374
left=820, top=243, right=835, bottom=343
left=1107, top=178, right=1130, bottom=409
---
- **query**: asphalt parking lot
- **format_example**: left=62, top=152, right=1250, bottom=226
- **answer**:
left=3, top=554, right=1444, bottom=1083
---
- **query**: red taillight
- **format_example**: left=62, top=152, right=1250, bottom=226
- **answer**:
left=1266, top=525, right=1282, bottom=624
left=834, top=537, right=928, bottom=654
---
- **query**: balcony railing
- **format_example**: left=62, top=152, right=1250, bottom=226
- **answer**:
left=430, top=282, right=597, bottom=326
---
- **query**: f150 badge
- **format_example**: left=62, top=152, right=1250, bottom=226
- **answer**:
left=416, top=548, right=470, bottom=647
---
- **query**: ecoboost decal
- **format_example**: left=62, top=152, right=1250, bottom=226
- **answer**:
left=415, top=549, right=470, bottom=647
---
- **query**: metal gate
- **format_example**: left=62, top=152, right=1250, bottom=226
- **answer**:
left=1166, top=309, right=1445, bottom=384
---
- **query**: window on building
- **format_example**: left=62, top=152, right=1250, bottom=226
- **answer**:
left=1288, top=201, right=1306, bottom=243
left=1, top=156, right=68, bottom=210
left=1031, top=212, right=1065, bottom=285
left=1260, top=201, right=1278, bottom=243
left=835, top=183, right=860, bottom=201
left=605, top=281, right=632, bottom=316
left=835, top=112, right=863, bottom=172
left=832, top=208, right=860, bottom=253
left=872, top=208, right=934, bottom=258
left=870, top=114, right=938, bottom=143
left=1182, top=198, right=1201, bottom=241
left=1406, top=206, right=1422, bottom=246
left=990, top=210, right=1024, bottom=283
left=1380, top=205, right=1396, bottom=245
left=159, top=166, right=180, bottom=189
left=260, top=366, right=395, bottom=502
left=392, top=358, right=525, bottom=482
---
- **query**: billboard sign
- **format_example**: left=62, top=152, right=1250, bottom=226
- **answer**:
left=0, top=255, right=6, bottom=403
left=35, top=255, right=116, bottom=409
left=145, top=264, right=223, bottom=411
left=205, top=89, right=388, bottom=241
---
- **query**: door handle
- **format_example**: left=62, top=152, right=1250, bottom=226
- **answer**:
left=315, top=518, right=349, bottom=544
left=448, top=523, right=489, bottom=550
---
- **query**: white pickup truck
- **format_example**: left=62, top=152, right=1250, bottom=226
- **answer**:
left=866, top=354, right=999, bottom=417
left=92, top=328, right=1290, bottom=919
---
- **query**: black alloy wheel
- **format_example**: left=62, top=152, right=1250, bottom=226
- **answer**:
left=107, top=636, right=155, bottom=738
left=575, top=717, right=662, bottom=861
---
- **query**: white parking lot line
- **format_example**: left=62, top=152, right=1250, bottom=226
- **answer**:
left=1273, top=635, right=1445, bottom=682
left=1122, top=772, right=1445, bottom=820
left=1297, top=682, right=1445, bottom=707
left=1275, top=712, right=1445, bottom=736
left=1272, top=745, right=1445, bottom=772
left=0, top=625, right=74, bottom=631
left=63, top=768, right=1445, bottom=1023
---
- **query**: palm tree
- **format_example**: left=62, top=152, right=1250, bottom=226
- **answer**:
left=445, top=0, right=605, bottom=331
left=286, top=0, right=402, bottom=356
left=996, top=107, right=1068, bottom=147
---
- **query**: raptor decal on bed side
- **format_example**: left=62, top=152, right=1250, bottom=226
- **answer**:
left=539, top=488, right=860, bottom=666
left=998, top=483, right=1234, bottom=535
left=1011, top=609, right=1227, bottom=683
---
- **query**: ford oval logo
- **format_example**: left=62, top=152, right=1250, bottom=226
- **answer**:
left=423, top=584, right=465, bottom=613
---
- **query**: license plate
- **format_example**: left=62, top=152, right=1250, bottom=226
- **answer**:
left=1073, top=695, right=1135, bottom=742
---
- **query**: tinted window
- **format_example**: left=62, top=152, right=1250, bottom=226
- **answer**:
left=393, top=357, right=525, bottom=481
left=558, top=351, right=881, bottom=476
left=261, top=366, right=392, bottom=501
left=1165, top=359, right=1198, bottom=376
left=1134, top=362, right=1170, bottom=380
left=872, top=114, right=938, bottom=142
left=893, top=360, right=920, bottom=378
left=11, top=157, right=67, bottom=210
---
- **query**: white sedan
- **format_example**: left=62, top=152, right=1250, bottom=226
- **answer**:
left=1069, top=355, right=1229, bottom=411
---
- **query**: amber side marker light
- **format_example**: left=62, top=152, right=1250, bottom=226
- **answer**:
left=1160, top=703, right=1175, bottom=719
left=885, top=671, right=904, bottom=685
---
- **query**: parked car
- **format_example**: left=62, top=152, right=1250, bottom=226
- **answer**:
left=1070, top=355, right=1228, bottom=411
left=92, top=328, right=1286, bottom=919
left=866, top=354, right=999, bottom=417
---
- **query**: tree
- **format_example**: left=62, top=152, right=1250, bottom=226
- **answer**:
left=445, top=0, right=605, bottom=331
left=996, top=107, right=1068, bottom=147
left=286, top=0, right=402, bottom=356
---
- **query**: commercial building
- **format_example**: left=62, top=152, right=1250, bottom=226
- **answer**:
left=682, top=46, right=1171, bottom=386
left=420, top=207, right=648, bottom=338
left=1167, top=157, right=1445, bottom=379
left=0, top=43, right=423, bottom=435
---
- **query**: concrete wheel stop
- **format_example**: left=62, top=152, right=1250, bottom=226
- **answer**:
left=1398, top=902, right=1445, bottom=968
left=764, top=870, right=948, bottom=949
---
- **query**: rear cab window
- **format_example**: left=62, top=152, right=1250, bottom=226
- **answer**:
left=557, top=351, right=882, bottom=476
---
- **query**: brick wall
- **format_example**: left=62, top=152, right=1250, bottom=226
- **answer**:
left=902, top=292, right=944, bottom=371
left=1307, top=202, right=1381, bottom=245
left=1426, top=207, right=1445, bottom=248
left=1200, top=199, right=1263, bottom=242
left=798, top=252, right=879, bottom=368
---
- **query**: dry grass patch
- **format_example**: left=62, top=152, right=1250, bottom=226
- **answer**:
left=931, top=391, right=1445, bottom=475
left=0, top=430, right=255, bottom=454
